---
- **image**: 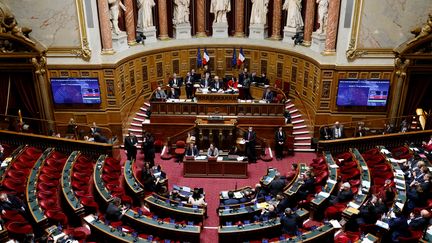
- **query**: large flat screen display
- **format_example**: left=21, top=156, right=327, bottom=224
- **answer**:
left=336, top=79, right=390, bottom=107
left=51, top=78, right=101, bottom=104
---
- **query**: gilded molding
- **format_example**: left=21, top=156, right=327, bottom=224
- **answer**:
left=394, top=57, right=409, bottom=78
left=71, top=38, right=92, bottom=61
left=32, top=54, right=47, bottom=75
left=346, top=38, right=367, bottom=61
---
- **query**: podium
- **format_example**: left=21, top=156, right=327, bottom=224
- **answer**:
left=195, top=116, right=237, bottom=150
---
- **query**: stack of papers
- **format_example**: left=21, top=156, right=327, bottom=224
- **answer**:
left=234, top=192, right=243, bottom=199
left=318, top=191, right=330, bottom=198
left=327, top=179, right=337, bottom=184
left=348, top=202, right=360, bottom=209
left=237, top=156, right=245, bottom=161
left=330, top=164, right=339, bottom=169
left=376, top=220, right=389, bottom=230
left=362, top=181, right=371, bottom=188
left=361, top=166, right=369, bottom=171
left=346, top=207, right=360, bottom=215
left=361, top=238, right=374, bottom=243
left=329, top=220, right=342, bottom=228
left=221, top=191, right=229, bottom=199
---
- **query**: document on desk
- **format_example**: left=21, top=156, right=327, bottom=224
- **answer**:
left=361, top=166, right=369, bottom=171
left=318, top=191, right=330, bottom=198
left=329, top=220, right=342, bottom=229
left=234, top=192, right=243, bottom=199
left=348, top=202, right=360, bottom=209
left=329, top=164, right=339, bottom=169
left=362, top=181, right=370, bottom=188
left=217, top=157, right=223, bottom=161
left=195, top=156, right=207, bottom=160
left=221, top=191, right=229, bottom=199
left=376, top=220, right=389, bottom=230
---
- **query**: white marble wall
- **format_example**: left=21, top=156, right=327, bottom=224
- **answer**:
left=3, top=0, right=81, bottom=49
left=358, top=0, right=432, bottom=49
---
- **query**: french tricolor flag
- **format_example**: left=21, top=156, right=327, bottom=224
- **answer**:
left=237, top=48, right=245, bottom=67
left=203, top=48, right=210, bottom=65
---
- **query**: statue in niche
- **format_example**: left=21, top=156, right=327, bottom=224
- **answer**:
left=316, top=0, right=328, bottom=34
left=210, top=0, right=231, bottom=24
left=137, top=0, right=156, bottom=29
left=108, top=0, right=126, bottom=35
left=283, top=0, right=304, bottom=30
left=173, top=0, right=190, bottom=25
left=250, top=0, right=270, bottom=25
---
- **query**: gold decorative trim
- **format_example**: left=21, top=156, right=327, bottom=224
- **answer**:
left=46, top=0, right=92, bottom=61
left=346, top=0, right=395, bottom=60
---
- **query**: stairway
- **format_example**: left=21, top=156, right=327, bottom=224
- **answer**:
left=125, top=102, right=151, bottom=149
left=285, top=99, right=315, bottom=152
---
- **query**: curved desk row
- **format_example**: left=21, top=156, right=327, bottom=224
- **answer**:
left=311, top=152, right=339, bottom=210
left=145, top=194, right=205, bottom=223
left=83, top=214, right=149, bottom=243
left=61, top=151, right=84, bottom=215
left=409, top=145, right=432, bottom=167
left=0, top=145, right=25, bottom=184
left=218, top=209, right=315, bottom=242
left=379, top=146, right=407, bottom=212
left=123, top=208, right=201, bottom=243
left=93, top=154, right=112, bottom=203
left=26, top=148, right=54, bottom=225
left=123, top=160, right=145, bottom=198
left=342, top=148, right=371, bottom=219
left=284, top=163, right=307, bottom=197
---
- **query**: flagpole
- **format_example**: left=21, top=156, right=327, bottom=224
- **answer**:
left=5, top=75, right=10, bottom=116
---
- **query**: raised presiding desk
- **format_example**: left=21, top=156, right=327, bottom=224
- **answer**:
left=183, top=155, right=248, bottom=178
left=195, top=92, right=239, bottom=103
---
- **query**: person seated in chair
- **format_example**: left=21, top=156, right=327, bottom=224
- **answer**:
left=188, top=189, right=207, bottom=207
left=329, top=182, right=353, bottom=205
left=167, top=87, right=179, bottom=99
left=262, top=87, right=274, bottom=103
left=211, top=76, right=224, bottom=92
left=408, top=209, right=430, bottom=230
left=0, top=192, right=26, bottom=215
left=105, top=197, right=127, bottom=222
left=297, top=171, right=315, bottom=201
left=255, top=204, right=277, bottom=222
left=388, top=209, right=410, bottom=242
left=185, top=143, right=199, bottom=157
left=207, top=144, right=219, bottom=158
left=155, top=86, right=167, bottom=100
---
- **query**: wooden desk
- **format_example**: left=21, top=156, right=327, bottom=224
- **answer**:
left=183, top=156, right=248, bottom=178
left=61, top=151, right=85, bottom=216
left=93, top=155, right=113, bottom=203
left=123, top=160, right=145, bottom=198
left=284, top=163, right=307, bottom=197
left=195, top=92, right=238, bottom=103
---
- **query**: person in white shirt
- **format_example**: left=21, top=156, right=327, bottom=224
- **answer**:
left=332, top=121, right=344, bottom=139
left=207, top=144, right=219, bottom=157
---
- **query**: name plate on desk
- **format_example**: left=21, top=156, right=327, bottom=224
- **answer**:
left=208, top=116, right=224, bottom=121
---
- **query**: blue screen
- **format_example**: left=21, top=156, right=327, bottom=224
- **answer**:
left=51, top=78, right=101, bottom=104
left=336, top=79, right=390, bottom=107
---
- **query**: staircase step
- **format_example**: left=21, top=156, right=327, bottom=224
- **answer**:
left=144, top=102, right=151, bottom=107
left=291, top=119, right=305, bottom=124
left=293, top=130, right=310, bottom=135
left=140, top=107, right=148, bottom=112
left=289, top=109, right=298, bottom=114
left=294, top=148, right=315, bottom=152
left=285, top=99, right=291, bottom=103
left=136, top=112, right=148, bottom=118
left=285, top=104, right=295, bottom=109
left=294, top=136, right=311, bottom=140
left=291, top=114, right=302, bottom=119
left=128, top=128, right=141, bottom=133
left=294, top=142, right=311, bottom=146
left=293, top=125, right=307, bottom=129
left=133, top=117, right=146, bottom=122
left=124, top=134, right=142, bottom=138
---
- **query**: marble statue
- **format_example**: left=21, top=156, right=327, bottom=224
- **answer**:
left=137, top=0, right=156, bottom=29
left=210, top=0, right=231, bottom=24
left=108, top=0, right=126, bottom=35
left=250, top=0, right=270, bottom=25
left=173, top=0, right=190, bottom=25
left=316, top=0, right=329, bottom=34
left=283, top=0, right=304, bottom=29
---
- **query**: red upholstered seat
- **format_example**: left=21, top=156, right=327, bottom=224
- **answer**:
left=81, top=197, right=98, bottom=209
left=340, top=161, right=358, bottom=170
left=2, top=210, right=27, bottom=222
left=103, top=165, right=121, bottom=174
left=12, top=161, right=34, bottom=170
left=398, top=230, right=423, bottom=242
left=3, top=179, right=25, bottom=193
left=110, top=221, right=122, bottom=228
left=41, top=166, right=62, bottom=175
left=37, top=189, right=57, bottom=199
left=51, top=151, right=66, bottom=160
left=336, top=152, right=353, bottom=162
left=74, top=190, right=91, bottom=198
left=45, top=158, right=64, bottom=168
left=102, top=174, right=119, bottom=183
left=6, top=221, right=33, bottom=234
left=174, top=140, right=186, bottom=156
left=6, top=169, right=27, bottom=180
left=341, top=168, right=360, bottom=181
left=46, top=210, right=68, bottom=225
left=39, top=199, right=59, bottom=211
left=39, top=173, right=61, bottom=182
left=37, top=182, right=58, bottom=191
left=334, top=234, right=351, bottom=243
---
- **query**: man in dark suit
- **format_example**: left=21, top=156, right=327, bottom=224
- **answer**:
left=332, top=121, right=345, bottom=139
left=262, top=87, right=274, bottom=103
left=330, top=182, right=353, bottom=204
left=142, top=132, right=155, bottom=167
left=275, top=126, right=286, bottom=160
left=105, top=197, right=127, bottom=221
left=280, top=208, right=302, bottom=235
left=167, top=87, right=179, bottom=99
left=168, top=73, right=183, bottom=97
left=90, top=122, right=101, bottom=135
left=268, top=174, right=287, bottom=196
left=185, top=143, right=198, bottom=156
left=319, top=125, right=332, bottom=140
left=0, top=193, right=26, bottom=214
left=124, top=132, right=138, bottom=161
left=409, top=209, right=430, bottom=230
left=297, top=172, right=315, bottom=200
left=184, top=72, right=195, bottom=99
left=200, top=72, right=212, bottom=89
left=275, top=193, right=290, bottom=214
left=250, top=72, right=260, bottom=84
left=191, top=69, right=201, bottom=81
left=238, top=68, right=249, bottom=86
left=243, top=127, right=257, bottom=163
left=388, top=209, right=410, bottom=242
left=211, top=76, right=224, bottom=92
left=261, top=73, right=269, bottom=85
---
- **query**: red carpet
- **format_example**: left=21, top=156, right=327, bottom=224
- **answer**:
left=122, top=150, right=317, bottom=243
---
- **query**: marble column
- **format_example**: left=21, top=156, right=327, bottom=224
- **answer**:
left=303, top=0, right=315, bottom=46
left=196, top=0, right=207, bottom=37
left=324, top=0, right=341, bottom=54
left=270, top=0, right=282, bottom=40
left=158, top=0, right=169, bottom=39
left=124, top=0, right=136, bottom=45
left=97, top=0, right=114, bottom=53
left=234, top=1, right=245, bottom=37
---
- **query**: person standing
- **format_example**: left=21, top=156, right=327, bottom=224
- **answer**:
left=169, top=73, right=183, bottom=97
left=275, top=126, right=286, bottom=160
left=124, top=132, right=138, bottom=161
left=332, top=121, right=344, bottom=139
left=142, top=132, right=155, bottom=167
left=185, top=72, right=194, bottom=99
left=243, top=127, right=257, bottom=163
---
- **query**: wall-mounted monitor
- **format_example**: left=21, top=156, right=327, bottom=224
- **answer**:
left=336, top=79, right=390, bottom=107
left=50, top=78, right=101, bottom=105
